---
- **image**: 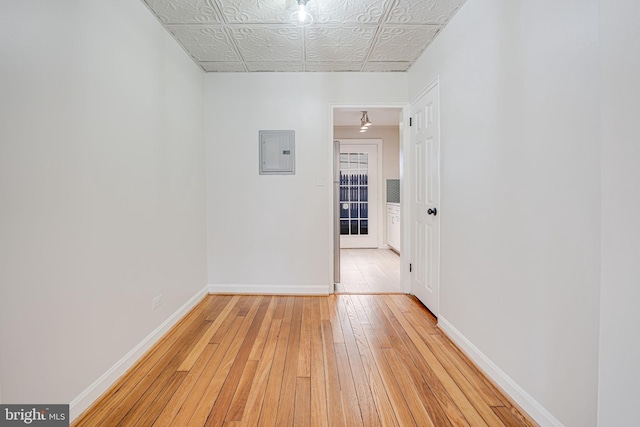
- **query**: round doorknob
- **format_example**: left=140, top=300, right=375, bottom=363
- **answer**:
left=427, top=207, right=437, bottom=216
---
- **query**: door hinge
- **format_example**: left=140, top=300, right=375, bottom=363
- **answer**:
left=409, top=117, right=412, bottom=127
left=409, top=263, right=412, bottom=272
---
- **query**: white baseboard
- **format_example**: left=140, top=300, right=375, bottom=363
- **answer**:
left=437, top=316, right=564, bottom=427
left=208, top=283, right=331, bottom=295
left=69, top=286, right=209, bottom=422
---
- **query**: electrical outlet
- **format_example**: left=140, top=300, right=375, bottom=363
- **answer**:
left=152, top=295, right=163, bottom=310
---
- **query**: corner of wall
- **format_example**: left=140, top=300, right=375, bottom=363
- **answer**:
left=438, top=317, right=565, bottom=427
left=69, top=286, right=209, bottom=422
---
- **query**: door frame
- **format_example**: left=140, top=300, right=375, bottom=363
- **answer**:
left=329, top=104, right=411, bottom=294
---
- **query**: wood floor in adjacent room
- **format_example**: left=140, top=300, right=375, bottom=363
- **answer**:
left=73, top=294, right=535, bottom=427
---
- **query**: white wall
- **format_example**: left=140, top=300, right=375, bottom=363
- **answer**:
left=598, top=0, right=640, bottom=425
left=408, top=0, right=600, bottom=426
left=334, top=126, right=400, bottom=245
left=204, top=73, right=407, bottom=293
left=0, top=0, right=207, bottom=418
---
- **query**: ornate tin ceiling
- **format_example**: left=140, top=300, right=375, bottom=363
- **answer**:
left=143, top=0, right=466, bottom=72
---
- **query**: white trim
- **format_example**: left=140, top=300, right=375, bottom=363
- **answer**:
left=208, top=284, right=330, bottom=295
left=69, top=286, right=209, bottom=422
left=438, top=316, right=565, bottom=427
left=410, top=76, right=440, bottom=105
left=399, top=106, right=411, bottom=294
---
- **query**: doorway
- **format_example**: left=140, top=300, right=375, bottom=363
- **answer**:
left=332, top=107, right=405, bottom=294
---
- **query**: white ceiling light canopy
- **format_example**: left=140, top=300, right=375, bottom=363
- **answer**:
left=291, top=0, right=314, bottom=27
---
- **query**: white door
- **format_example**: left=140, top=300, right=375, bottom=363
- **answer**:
left=410, top=84, right=440, bottom=315
left=339, top=143, right=379, bottom=248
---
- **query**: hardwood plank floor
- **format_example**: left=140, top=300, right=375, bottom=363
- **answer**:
left=73, top=295, right=536, bottom=427
left=338, top=249, right=401, bottom=293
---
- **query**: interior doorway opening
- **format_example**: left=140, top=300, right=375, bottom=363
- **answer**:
left=333, top=107, right=405, bottom=294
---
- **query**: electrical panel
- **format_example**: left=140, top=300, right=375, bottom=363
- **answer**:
left=259, top=130, right=295, bottom=175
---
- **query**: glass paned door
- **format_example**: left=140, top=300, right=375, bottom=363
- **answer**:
left=339, top=143, right=378, bottom=248
left=339, top=153, right=369, bottom=236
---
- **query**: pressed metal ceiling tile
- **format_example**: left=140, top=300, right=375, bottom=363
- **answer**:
left=315, top=0, right=387, bottom=25
left=144, top=0, right=222, bottom=24
left=363, top=61, right=411, bottom=72
left=168, top=26, right=239, bottom=61
left=387, top=0, right=466, bottom=24
left=168, top=25, right=229, bottom=46
left=245, top=61, right=304, bottom=72
left=201, top=62, right=247, bottom=72
left=142, top=0, right=466, bottom=72
left=369, top=26, right=440, bottom=62
left=184, top=44, right=240, bottom=62
left=231, top=26, right=303, bottom=62
left=217, top=0, right=292, bottom=24
left=305, top=62, right=363, bottom=72
left=306, top=26, right=375, bottom=62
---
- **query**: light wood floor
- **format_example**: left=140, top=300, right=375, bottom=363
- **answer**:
left=73, top=294, right=535, bottom=427
left=338, top=249, right=402, bottom=293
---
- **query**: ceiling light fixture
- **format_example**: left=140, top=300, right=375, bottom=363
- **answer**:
left=291, top=0, right=314, bottom=27
left=363, top=111, right=372, bottom=127
left=360, top=111, right=372, bottom=132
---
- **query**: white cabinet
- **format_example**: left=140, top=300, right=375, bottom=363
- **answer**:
left=387, top=203, right=400, bottom=253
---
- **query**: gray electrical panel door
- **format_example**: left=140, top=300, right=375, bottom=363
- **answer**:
left=259, top=130, right=295, bottom=175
